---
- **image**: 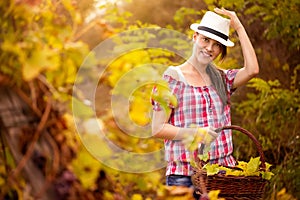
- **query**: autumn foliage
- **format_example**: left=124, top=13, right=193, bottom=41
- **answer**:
left=0, top=0, right=299, bottom=199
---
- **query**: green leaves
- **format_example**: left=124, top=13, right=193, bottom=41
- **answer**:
left=23, top=47, right=60, bottom=81
left=202, top=157, right=274, bottom=180
left=246, top=157, right=260, bottom=174
left=0, top=0, right=89, bottom=88
left=151, top=80, right=178, bottom=115
left=261, top=171, right=274, bottom=181
left=198, top=153, right=209, bottom=163
left=71, top=145, right=102, bottom=189
left=203, top=164, right=220, bottom=176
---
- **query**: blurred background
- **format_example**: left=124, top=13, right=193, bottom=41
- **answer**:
left=0, top=0, right=299, bottom=199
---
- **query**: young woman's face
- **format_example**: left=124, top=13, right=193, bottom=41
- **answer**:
left=193, top=33, right=223, bottom=63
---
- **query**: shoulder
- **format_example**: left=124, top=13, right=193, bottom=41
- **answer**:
left=163, top=66, right=180, bottom=81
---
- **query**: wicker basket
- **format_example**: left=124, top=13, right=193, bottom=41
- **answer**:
left=192, top=125, right=267, bottom=200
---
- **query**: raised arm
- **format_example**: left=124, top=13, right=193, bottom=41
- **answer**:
left=214, top=8, right=259, bottom=88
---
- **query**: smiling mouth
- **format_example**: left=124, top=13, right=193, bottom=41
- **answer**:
left=201, top=51, right=212, bottom=57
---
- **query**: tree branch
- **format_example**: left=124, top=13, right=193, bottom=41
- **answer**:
left=9, top=93, right=52, bottom=181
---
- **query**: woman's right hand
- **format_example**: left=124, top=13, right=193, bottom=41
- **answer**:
left=201, top=126, right=219, bottom=144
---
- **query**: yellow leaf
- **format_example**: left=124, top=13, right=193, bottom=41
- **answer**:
left=131, top=194, right=143, bottom=200
left=23, top=47, right=60, bottom=81
left=226, top=170, right=243, bottom=176
left=103, top=190, right=115, bottom=200
left=236, top=161, right=248, bottom=170
left=71, top=145, right=102, bottom=189
left=203, top=163, right=219, bottom=176
left=64, top=58, right=77, bottom=83
left=277, top=188, right=286, bottom=196
left=129, top=95, right=151, bottom=126
left=208, top=190, right=223, bottom=200
left=246, top=157, right=260, bottom=173
left=165, top=186, right=193, bottom=196
left=74, top=12, right=82, bottom=24
left=61, top=0, right=74, bottom=11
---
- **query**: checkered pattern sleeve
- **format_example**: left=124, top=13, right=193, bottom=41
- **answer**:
left=224, top=69, right=239, bottom=94
left=151, top=69, right=180, bottom=112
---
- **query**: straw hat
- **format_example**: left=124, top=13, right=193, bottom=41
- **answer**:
left=190, top=11, right=234, bottom=47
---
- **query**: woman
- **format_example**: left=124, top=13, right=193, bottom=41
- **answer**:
left=151, top=8, right=259, bottom=198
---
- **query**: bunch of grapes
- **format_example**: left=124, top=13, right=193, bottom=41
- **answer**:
left=54, top=170, right=76, bottom=199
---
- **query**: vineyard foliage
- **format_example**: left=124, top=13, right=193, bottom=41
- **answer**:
left=0, top=0, right=299, bottom=199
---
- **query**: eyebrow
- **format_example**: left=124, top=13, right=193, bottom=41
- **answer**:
left=199, top=35, right=222, bottom=45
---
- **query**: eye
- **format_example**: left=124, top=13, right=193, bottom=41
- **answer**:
left=214, top=43, right=222, bottom=49
left=202, top=37, right=210, bottom=42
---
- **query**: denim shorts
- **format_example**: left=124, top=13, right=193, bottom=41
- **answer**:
left=166, top=175, right=193, bottom=187
left=166, top=175, right=200, bottom=199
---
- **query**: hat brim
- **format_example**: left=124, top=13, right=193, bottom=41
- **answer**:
left=190, top=23, right=234, bottom=47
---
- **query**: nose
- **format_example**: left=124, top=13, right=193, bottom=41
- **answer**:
left=206, top=42, right=214, bottom=51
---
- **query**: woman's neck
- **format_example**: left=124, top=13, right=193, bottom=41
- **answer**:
left=179, top=61, right=211, bottom=87
left=186, top=57, right=208, bottom=74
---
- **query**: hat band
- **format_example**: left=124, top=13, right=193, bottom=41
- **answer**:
left=197, top=26, right=228, bottom=41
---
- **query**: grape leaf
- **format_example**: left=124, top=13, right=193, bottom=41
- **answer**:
left=198, top=153, right=209, bottom=162
left=261, top=171, right=274, bottom=180
left=23, top=47, right=59, bottom=81
left=265, top=162, right=272, bottom=170
left=190, top=159, right=198, bottom=168
left=225, top=169, right=243, bottom=176
left=247, top=157, right=261, bottom=174
left=203, top=163, right=219, bottom=175
left=202, top=157, right=274, bottom=180
left=236, top=161, right=248, bottom=171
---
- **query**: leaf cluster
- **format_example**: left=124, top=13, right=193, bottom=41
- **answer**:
left=0, top=0, right=90, bottom=90
left=203, top=157, right=274, bottom=180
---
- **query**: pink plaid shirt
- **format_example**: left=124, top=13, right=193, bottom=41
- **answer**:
left=152, top=66, right=238, bottom=176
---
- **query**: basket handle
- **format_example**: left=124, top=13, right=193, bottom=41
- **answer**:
left=217, top=125, right=266, bottom=170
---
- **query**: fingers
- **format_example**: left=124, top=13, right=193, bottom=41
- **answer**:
left=201, top=127, right=218, bottom=145
left=181, top=127, right=218, bottom=150
left=207, top=128, right=218, bottom=138
left=214, top=7, right=235, bottom=18
left=214, top=7, right=224, bottom=14
left=214, top=7, right=228, bottom=15
left=181, top=128, right=201, bottom=151
left=214, top=7, right=242, bottom=30
left=206, top=129, right=218, bottom=144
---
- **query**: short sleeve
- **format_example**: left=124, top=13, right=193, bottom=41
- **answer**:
left=224, top=69, right=239, bottom=94
left=151, top=67, right=181, bottom=112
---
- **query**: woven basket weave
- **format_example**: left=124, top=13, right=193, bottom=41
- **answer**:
left=192, top=125, right=267, bottom=200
